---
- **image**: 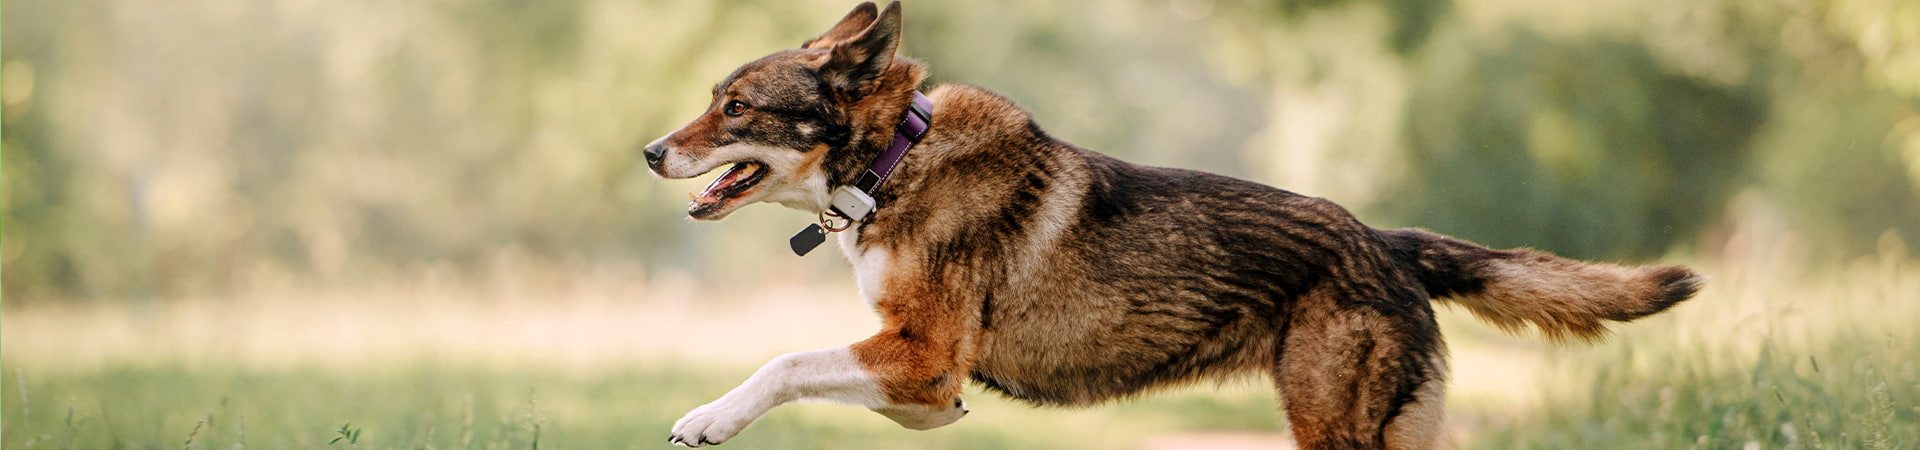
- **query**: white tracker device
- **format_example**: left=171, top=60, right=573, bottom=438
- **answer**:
left=830, top=185, right=877, bottom=222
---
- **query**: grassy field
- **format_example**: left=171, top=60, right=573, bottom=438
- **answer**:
left=4, top=251, right=1916, bottom=449
left=1468, top=251, right=1920, bottom=449
left=0, top=364, right=1299, bottom=449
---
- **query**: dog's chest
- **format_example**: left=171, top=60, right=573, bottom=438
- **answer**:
left=838, top=226, right=892, bottom=309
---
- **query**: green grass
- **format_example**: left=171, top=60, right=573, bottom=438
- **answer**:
left=0, top=362, right=1287, bottom=449
left=4, top=257, right=1916, bottom=448
left=1468, top=254, right=1920, bottom=449
left=1469, top=330, right=1919, bottom=449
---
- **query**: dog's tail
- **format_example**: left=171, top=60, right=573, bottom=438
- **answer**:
left=1378, top=228, right=1703, bottom=342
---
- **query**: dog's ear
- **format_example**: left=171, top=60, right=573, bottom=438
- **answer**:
left=819, top=1, right=901, bottom=99
left=802, top=2, right=879, bottom=50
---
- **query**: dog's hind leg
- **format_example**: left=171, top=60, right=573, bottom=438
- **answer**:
left=1382, top=353, right=1449, bottom=449
left=1273, top=290, right=1449, bottom=449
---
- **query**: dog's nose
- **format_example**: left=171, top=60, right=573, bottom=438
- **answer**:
left=643, top=137, right=669, bottom=170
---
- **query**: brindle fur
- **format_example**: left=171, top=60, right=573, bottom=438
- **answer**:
left=647, top=3, right=1703, bottom=448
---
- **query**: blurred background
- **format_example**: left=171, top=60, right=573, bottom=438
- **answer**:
left=3, top=0, right=1916, bottom=448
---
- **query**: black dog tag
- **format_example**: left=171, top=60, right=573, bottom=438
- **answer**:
left=789, top=224, right=828, bottom=256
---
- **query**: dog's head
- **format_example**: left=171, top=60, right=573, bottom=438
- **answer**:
left=644, top=1, right=923, bottom=221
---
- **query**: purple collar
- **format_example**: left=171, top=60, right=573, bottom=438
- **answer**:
left=854, top=91, right=933, bottom=194
left=824, top=91, right=931, bottom=222
left=791, top=91, right=932, bottom=256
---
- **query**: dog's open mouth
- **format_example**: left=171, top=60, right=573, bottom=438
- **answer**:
left=688, top=161, right=769, bottom=219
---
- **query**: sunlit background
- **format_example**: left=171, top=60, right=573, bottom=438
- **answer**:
left=4, top=0, right=1917, bottom=448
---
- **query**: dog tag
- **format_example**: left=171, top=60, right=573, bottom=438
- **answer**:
left=789, top=224, right=828, bottom=256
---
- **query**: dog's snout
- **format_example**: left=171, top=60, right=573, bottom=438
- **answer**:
left=643, top=137, right=669, bottom=171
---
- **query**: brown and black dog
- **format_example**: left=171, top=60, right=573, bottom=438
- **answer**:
left=644, top=2, right=1701, bottom=448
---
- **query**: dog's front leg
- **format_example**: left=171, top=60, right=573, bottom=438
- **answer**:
left=667, top=340, right=968, bottom=447
left=668, top=346, right=876, bottom=447
left=846, top=324, right=972, bottom=430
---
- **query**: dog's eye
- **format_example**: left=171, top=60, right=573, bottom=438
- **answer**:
left=724, top=100, right=750, bottom=117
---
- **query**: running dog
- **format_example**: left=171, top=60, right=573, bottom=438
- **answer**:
left=643, top=2, right=1701, bottom=448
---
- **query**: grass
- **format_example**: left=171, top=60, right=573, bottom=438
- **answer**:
left=1466, top=250, right=1920, bottom=449
left=3, top=250, right=1916, bottom=448
left=1470, top=327, right=1918, bottom=449
left=0, top=362, right=1290, bottom=449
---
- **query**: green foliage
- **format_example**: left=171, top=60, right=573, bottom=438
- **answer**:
left=1388, top=33, right=1764, bottom=260
left=1216, top=0, right=1450, bottom=53
left=328, top=421, right=361, bottom=447
left=4, top=0, right=1919, bottom=301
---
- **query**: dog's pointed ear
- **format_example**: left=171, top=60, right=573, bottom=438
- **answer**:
left=802, top=2, right=879, bottom=50
left=819, top=1, right=901, bottom=99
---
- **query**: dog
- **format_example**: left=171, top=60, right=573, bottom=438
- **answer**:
left=643, top=2, right=1702, bottom=448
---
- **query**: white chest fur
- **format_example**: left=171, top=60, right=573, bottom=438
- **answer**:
left=838, top=226, right=892, bottom=310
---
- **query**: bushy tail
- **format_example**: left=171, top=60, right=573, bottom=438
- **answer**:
left=1379, top=228, right=1704, bottom=342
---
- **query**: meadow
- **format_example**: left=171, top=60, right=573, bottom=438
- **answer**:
left=4, top=241, right=1915, bottom=449
left=8, top=0, right=1919, bottom=448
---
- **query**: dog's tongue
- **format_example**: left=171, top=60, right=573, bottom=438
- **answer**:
left=692, top=162, right=762, bottom=206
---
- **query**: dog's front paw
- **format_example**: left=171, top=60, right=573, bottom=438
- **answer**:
left=872, top=398, right=968, bottom=430
left=668, top=399, right=766, bottom=447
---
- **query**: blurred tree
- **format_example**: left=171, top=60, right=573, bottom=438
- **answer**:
left=1219, top=0, right=1451, bottom=54
left=4, top=0, right=1917, bottom=302
left=4, top=0, right=101, bottom=300
left=1199, top=0, right=1918, bottom=261
left=1387, top=32, right=1764, bottom=260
